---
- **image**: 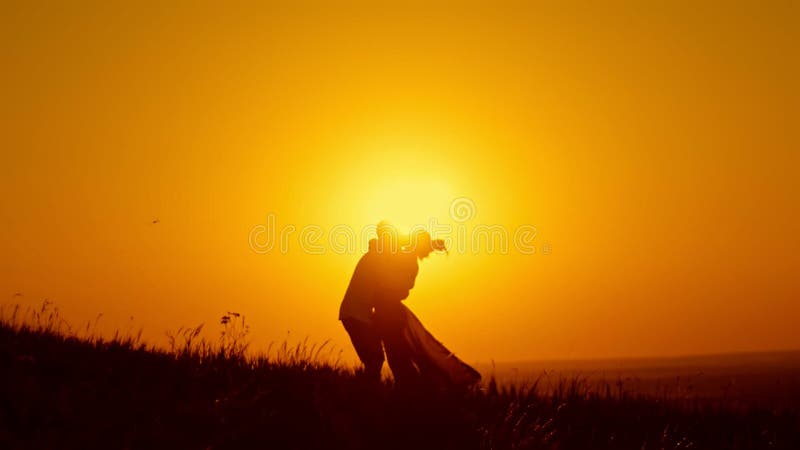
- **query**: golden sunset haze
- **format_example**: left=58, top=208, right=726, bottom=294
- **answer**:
left=1, top=1, right=798, bottom=363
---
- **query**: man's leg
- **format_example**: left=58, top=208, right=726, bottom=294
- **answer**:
left=341, top=318, right=384, bottom=383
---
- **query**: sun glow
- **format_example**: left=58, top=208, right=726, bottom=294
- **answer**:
left=3, top=1, right=798, bottom=366
left=361, top=178, right=456, bottom=233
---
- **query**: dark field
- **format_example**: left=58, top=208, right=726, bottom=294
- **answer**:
left=1, top=305, right=799, bottom=450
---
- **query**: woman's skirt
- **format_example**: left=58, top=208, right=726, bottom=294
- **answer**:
left=400, top=304, right=481, bottom=387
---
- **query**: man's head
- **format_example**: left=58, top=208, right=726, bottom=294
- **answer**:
left=376, top=220, right=401, bottom=254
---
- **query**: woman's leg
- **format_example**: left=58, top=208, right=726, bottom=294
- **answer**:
left=375, top=304, right=419, bottom=386
left=383, top=331, right=418, bottom=385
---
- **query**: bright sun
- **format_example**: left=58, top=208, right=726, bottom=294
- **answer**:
left=362, top=178, right=456, bottom=232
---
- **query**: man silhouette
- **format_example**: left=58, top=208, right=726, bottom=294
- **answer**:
left=339, top=239, right=384, bottom=382
left=338, top=222, right=401, bottom=382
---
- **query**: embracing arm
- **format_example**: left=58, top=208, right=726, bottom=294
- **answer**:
left=379, top=257, right=419, bottom=301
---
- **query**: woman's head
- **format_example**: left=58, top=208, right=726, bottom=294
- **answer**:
left=375, top=221, right=447, bottom=258
left=409, top=230, right=447, bottom=259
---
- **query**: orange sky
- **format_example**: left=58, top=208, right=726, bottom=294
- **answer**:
left=2, top=2, right=798, bottom=364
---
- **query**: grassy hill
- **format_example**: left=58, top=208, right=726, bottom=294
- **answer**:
left=1, top=304, right=798, bottom=450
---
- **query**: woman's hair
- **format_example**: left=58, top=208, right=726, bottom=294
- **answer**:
left=410, top=230, right=448, bottom=254
left=375, top=221, right=447, bottom=254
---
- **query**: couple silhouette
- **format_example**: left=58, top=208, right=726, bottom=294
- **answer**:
left=339, top=222, right=480, bottom=389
